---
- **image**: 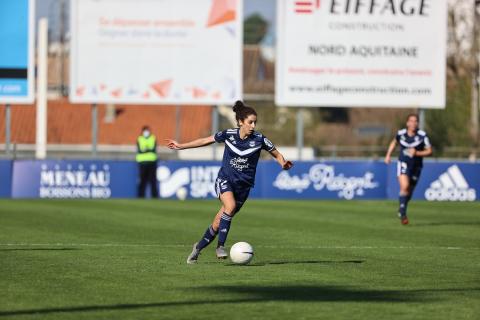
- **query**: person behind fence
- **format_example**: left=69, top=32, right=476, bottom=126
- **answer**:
left=136, top=125, right=159, bottom=198
left=166, top=100, right=293, bottom=264
left=384, top=114, right=432, bottom=225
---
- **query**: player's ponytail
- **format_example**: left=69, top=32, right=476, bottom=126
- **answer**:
left=232, top=100, right=257, bottom=126
left=232, top=100, right=244, bottom=113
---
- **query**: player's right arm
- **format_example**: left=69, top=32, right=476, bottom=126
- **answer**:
left=166, top=135, right=215, bottom=150
left=384, top=138, right=397, bottom=164
left=269, top=149, right=293, bottom=170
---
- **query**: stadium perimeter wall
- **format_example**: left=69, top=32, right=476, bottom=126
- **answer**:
left=0, top=160, right=478, bottom=201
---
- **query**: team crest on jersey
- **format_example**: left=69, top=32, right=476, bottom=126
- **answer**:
left=229, top=136, right=235, bottom=141
left=249, top=141, right=256, bottom=147
left=264, top=138, right=273, bottom=148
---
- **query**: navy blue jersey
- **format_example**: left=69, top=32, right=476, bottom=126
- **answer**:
left=396, top=128, right=431, bottom=167
left=214, top=128, right=276, bottom=187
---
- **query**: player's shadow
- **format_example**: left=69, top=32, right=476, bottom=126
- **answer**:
left=412, top=221, right=480, bottom=227
left=200, top=285, right=453, bottom=303
left=0, top=248, right=80, bottom=252
left=2, top=286, right=476, bottom=317
left=227, top=259, right=365, bottom=266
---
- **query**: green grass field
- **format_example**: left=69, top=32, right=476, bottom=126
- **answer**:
left=0, top=199, right=479, bottom=319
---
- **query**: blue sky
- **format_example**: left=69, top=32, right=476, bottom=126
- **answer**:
left=245, top=0, right=276, bottom=27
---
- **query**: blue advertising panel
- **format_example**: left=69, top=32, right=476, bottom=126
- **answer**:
left=0, top=0, right=34, bottom=103
left=6, top=160, right=480, bottom=200
left=156, top=160, right=387, bottom=200
left=387, top=162, right=479, bottom=201
left=0, top=160, right=13, bottom=198
left=156, top=161, right=222, bottom=199
left=258, top=161, right=388, bottom=200
left=11, top=160, right=137, bottom=198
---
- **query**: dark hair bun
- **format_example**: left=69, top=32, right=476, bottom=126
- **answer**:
left=232, top=100, right=244, bottom=113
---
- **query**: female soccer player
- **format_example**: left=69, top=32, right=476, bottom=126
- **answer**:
left=166, top=101, right=293, bottom=264
left=385, top=114, right=432, bottom=225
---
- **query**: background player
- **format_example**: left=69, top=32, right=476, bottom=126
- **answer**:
left=385, top=114, right=432, bottom=225
left=166, top=101, right=293, bottom=263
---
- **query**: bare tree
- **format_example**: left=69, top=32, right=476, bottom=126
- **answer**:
left=472, top=1, right=480, bottom=145
left=447, top=0, right=474, bottom=78
left=447, top=0, right=479, bottom=147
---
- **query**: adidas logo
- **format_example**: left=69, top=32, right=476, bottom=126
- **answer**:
left=425, top=165, right=476, bottom=201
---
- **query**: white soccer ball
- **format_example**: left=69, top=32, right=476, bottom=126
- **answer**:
left=175, top=187, right=188, bottom=200
left=230, top=242, right=254, bottom=265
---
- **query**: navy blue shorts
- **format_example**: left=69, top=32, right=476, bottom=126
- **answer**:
left=397, top=161, right=422, bottom=182
left=215, top=177, right=251, bottom=214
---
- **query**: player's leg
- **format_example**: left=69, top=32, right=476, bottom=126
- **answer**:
left=406, top=178, right=416, bottom=202
left=137, top=163, right=148, bottom=198
left=210, top=205, right=233, bottom=259
left=187, top=219, right=219, bottom=264
left=232, top=187, right=250, bottom=216
left=215, top=191, right=236, bottom=258
left=398, top=174, right=410, bottom=212
left=406, top=168, right=421, bottom=202
left=398, top=174, right=410, bottom=216
left=202, top=205, right=229, bottom=259
left=398, top=174, right=410, bottom=224
left=396, top=161, right=410, bottom=222
left=216, top=187, right=250, bottom=259
left=186, top=178, right=233, bottom=263
left=193, top=206, right=224, bottom=252
left=212, top=206, right=226, bottom=231
left=195, top=223, right=218, bottom=250
left=149, top=162, right=159, bottom=198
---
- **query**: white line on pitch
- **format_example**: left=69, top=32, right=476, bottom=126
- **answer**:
left=0, top=243, right=478, bottom=250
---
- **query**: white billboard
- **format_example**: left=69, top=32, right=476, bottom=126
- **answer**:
left=276, top=0, right=447, bottom=108
left=70, top=0, right=242, bottom=105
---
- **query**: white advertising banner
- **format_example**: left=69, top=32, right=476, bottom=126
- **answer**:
left=70, top=0, right=242, bottom=105
left=276, top=0, right=447, bottom=108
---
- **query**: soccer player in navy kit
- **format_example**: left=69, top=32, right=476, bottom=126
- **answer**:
left=385, top=114, right=432, bottom=225
left=166, top=101, right=293, bottom=263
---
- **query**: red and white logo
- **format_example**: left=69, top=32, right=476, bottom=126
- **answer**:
left=294, top=0, right=321, bottom=14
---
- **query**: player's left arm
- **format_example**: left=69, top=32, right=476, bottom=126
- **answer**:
left=269, top=149, right=293, bottom=170
left=411, top=146, right=432, bottom=157
left=410, top=135, right=433, bottom=157
left=165, top=135, right=215, bottom=150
